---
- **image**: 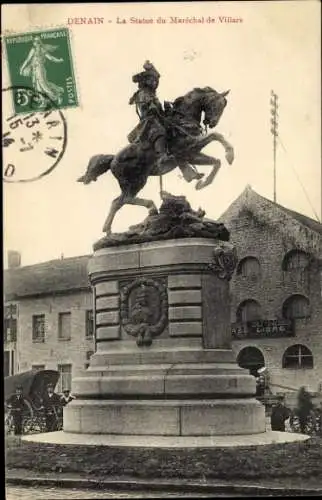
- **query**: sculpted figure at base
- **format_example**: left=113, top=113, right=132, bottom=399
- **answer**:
left=78, top=61, right=234, bottom=235
left=93, top=192, right=230, bottom=250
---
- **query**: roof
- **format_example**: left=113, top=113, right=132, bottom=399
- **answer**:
left=219, top=186, right=322, bottom=258
left=4, top=255, right=91, bottom=300
left=275, top=203, right=322, bottom=236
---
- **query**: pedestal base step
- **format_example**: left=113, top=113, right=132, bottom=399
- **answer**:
left=64, top=398, right=265, bottom=436
left=23, top=430, right=309, bottom=448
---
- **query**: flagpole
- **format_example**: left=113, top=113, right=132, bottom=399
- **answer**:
left=270, top=90, right=279, bottom=203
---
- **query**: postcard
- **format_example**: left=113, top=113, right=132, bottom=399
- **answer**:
left=3, top=2, right=322, bottom=495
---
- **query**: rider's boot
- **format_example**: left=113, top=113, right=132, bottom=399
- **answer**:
left=179, top=163, right=204, bottom=182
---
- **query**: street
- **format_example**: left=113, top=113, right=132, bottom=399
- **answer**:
left=6, top=485, right=248, bottom=499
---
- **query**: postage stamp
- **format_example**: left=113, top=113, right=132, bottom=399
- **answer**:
left=2, top=86, right=67, bottom=183
left=4, top=27, right=78, bottom=115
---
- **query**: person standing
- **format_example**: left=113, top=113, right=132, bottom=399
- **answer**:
left=60, top=389, right=75, bottom=407
left=41, top=383, right=62, bottom=432
left=297, top=386, right=314, bottom=434
left=316, top=401, right=322, bottom=436
left=6, top=385, right=30, bottom=435
left=255, top=375, right=265, bottom=398
left=270, top=396, right=291, bottom=432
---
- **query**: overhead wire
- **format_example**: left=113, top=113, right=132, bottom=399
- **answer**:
left=277, top=136, right=321, bottom=222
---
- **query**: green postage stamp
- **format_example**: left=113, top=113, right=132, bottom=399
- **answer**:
left=4, top=27, right=78, bottom=114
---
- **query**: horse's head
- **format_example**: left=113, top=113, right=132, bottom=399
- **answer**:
left=203, top=88, right=230, bottom=128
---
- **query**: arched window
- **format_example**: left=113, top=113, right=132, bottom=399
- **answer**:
left=237, top=257, right=261, bottom=278
left=236, top=299, right=261, bottom=323
left=282, top=250, right=310, bottom=272
left=282, top=344, right=313, bottom=369
left=282, top=294, right=310, bottom=320
left=237, top=347, right=265, bottom=377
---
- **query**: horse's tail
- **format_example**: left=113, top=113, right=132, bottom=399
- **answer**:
left=77, top=154, right=114, bottom=184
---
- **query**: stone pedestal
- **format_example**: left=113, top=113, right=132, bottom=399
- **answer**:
left=64, top=238, right=265, bottom=436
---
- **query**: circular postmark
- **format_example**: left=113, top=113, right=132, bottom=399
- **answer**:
left=2, top=86, right=67, bottom=183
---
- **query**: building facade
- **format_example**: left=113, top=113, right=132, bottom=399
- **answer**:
left=4, top=255, right=94, bottom=391
left=4, top=186, right=322, bottom=395
left=219, top=186, right=322, bottom=393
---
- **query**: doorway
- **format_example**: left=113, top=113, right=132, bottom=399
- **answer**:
left=237, top=346, right=265, bottom=377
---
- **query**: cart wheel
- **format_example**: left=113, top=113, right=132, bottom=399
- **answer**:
left=23, top=417, right=33, bottom=434
left=317, top=418, right=322, bottom=436
left=40, top=416, right=47, bottom=433
left=305, top=415, right=315, bottom=435
left=58, top=417, right=63, bottom=431
left=5, top=413, right=15, bottom=435
left=290, top=413, right=301, bottom=433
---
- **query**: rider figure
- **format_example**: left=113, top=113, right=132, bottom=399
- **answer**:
left=128, top=61, right=175, bottom=170
left=128, top=61, right=203, bottom=182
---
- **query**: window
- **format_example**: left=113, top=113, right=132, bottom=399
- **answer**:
left=6, top=304, right=17, bottom=315
left=4, top=317, right=17, bottom=342
left=57, top=364, right=72, bottom=392
left=84, top=350, right=94, bottom=369
left=282, top=250, right=310, bottom=272
left=86, top=310, right=94, bottom=338
left=282, top=344, right=313, bottom=369
left=58, top=312, right=71, bottom=340
left=237, top=257, right=261, bottom=278
left=4, top=304, right=18, bottom=342
left=4, top=351, right=15, bottom=376
left=236, top=300, right=261, bottom=323
left=4, top=351, right=10, bottom=377
left=32, top=364, right=45, bottom=371
left=282, top=294, right=310, bottom=320
left=32, top=314, right=45, bottom=342
left=237, top=347, right=265, bottom=377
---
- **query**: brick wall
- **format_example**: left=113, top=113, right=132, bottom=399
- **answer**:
left=16, top=290, right=94, bottom=384
left=220, top=193, right=322, bottom=393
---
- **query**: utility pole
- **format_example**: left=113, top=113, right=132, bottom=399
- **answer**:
left=270, top=90, right=279, bottom=203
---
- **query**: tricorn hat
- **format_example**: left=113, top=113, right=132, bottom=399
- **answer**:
left=132, top=60, right=160, bottom=84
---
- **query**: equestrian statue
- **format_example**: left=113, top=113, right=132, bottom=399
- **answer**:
left=78, top=61, right=234, bottom=235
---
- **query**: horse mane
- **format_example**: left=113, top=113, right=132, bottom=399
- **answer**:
left=172, top=87, right=218, bottom=108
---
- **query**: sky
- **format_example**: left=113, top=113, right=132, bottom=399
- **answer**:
left=2, top=1, right=321, bottom=267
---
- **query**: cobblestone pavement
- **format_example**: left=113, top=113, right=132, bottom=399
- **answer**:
left=6, top=485, right=246, bottom=499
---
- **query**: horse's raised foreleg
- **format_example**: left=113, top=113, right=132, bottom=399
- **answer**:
left=194, top=133, right=217, bottom=151
left=188, top=152, right=221, bottom=190
left=192, top=132, right=234, bottom=165
left=205, top=132, right=234, bottom=165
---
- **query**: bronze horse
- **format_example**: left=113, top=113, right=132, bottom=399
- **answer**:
left=78, top=87, right=234, bottom=234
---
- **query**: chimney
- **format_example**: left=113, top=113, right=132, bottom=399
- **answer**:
left=8, top=250, right=21, bottom=269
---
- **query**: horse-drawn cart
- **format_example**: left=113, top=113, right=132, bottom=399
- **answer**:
left=5, top=369, right=63, bottom=435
